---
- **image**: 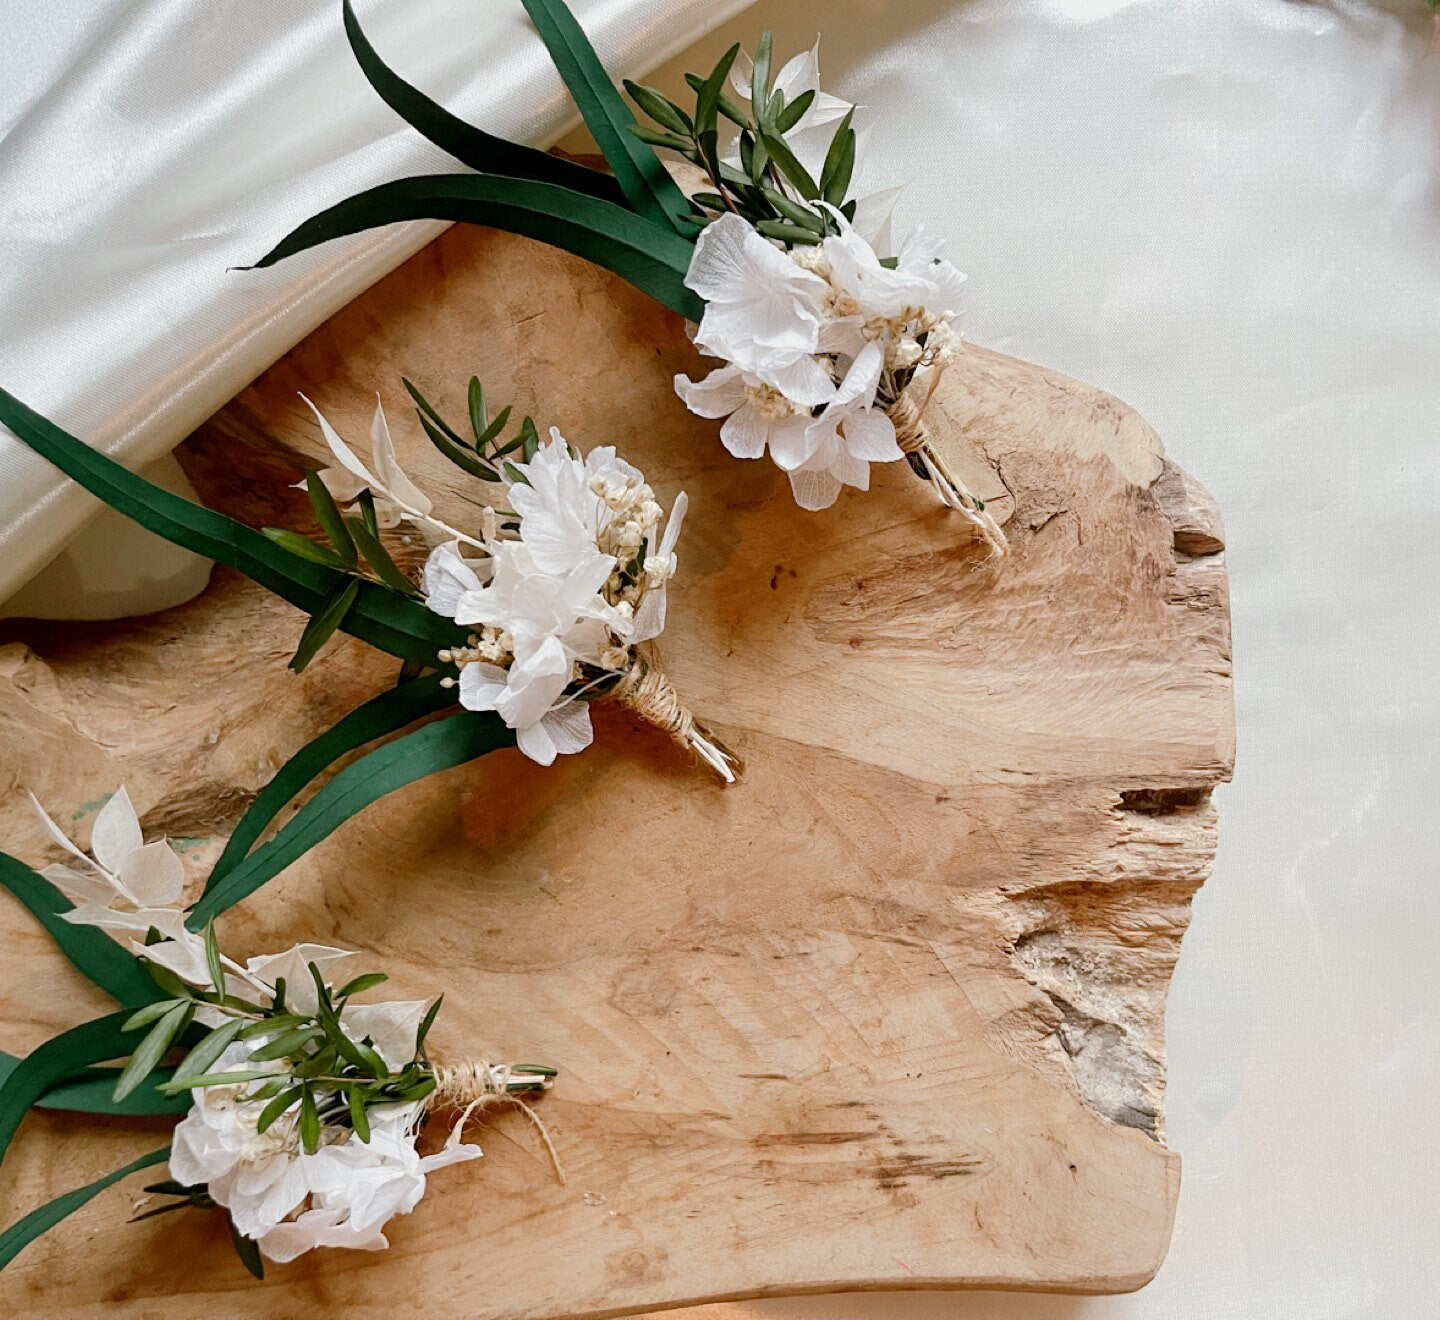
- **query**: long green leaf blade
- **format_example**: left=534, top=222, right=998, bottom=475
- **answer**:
left=0, top=1145, right=170, bottom=1270
left=207, top=674, right=453, bottom=891
left=518, top=0, right=691, bottom=232
left=0, top=389, right=466, bottom=666
left=248, top=174, right=702, bottom=320
left=0, top=1055, right=188, bottom=1118
left=0, top=1013, right=135, bottom=1168
left=0, top=852, right=160, bottom=1008
left=190, top=712, right=514, bottom=926
left=343, top=0, right=624, bottom=205
left=288, top=578, right=361, bottom=673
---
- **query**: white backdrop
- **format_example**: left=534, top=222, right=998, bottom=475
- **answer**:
left=3, top=1, right=1438, bottom=1317
left=631, top=2, right=1440, bottom=1318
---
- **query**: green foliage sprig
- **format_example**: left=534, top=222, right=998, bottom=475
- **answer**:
left=624, top=32, right=860, bottom=244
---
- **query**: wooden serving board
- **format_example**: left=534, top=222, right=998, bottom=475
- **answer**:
left=0, top=220, right=1231, bottom=1317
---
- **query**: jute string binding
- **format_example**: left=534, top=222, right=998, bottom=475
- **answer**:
left=887, top=376, right=1008, bottom=557
left=430, top=1060, right=566, bottom=1183
left=609, top=647, right=743, bottom=785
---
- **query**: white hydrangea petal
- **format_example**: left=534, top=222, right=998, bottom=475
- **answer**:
left=342, top=1000, right=427, bottom=1071
left=540, top=701, right=595, bottom=758
left=829, top=340, right=884, bottom=412
left=851, top=185, right=904, bottom=255
left=755, top=353, right=838, bottom=408
left=246, top=944, right=356, bottom=1014
left=302, top=395, right=379, bottom=491
left=630, top=588, right=666, bottom=645
left=27, top=792, right=97, bottom=869
left=828, top=445, right=873, bottom=491
left=658, top=491, right=688, bottom=560
left=369, top=400, right=433, bottom=517
left=789, top=466, right=844, bottom=511
left=41, top=862, right=120, bottom=906
left=516, top=717, right=559, bottom=766
left=719, top=403, right=771, bottom=459
left=841, top=405, right=903, bottom=464
left=767, top=415, right=823, bottom=472
left=313, top=466, right=370, bottom=505
left=116, top=839, right=185, bottom=907
left=421, top=543, right=485, bottom=619
left=696, top=298, right=818, bottom=361
left=89, top=787, right=144, bottom=876
left=457, top=662, right=509, bottom=713
left=133, top=932, right=214, bottom=987
left=673, top=366, right=747, bottom=420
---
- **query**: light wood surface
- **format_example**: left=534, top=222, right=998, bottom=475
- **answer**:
left=0, top=219, right=1231, bottom=1316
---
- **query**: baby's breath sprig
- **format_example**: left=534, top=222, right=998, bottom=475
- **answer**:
left=624, top=31, right=859, bottom=245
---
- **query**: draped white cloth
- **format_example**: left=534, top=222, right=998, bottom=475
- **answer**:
left=0, top=0, right=752, bottom=606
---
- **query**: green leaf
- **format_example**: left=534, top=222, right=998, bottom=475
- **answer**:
left=414, top=995, right=443, bottom=1056
left=0, top=389, right=466, bottom=666
left=819, top=109, right=856, bottom=207
left=156, top=1069, right=275, bottom=1093
left=0, top=1054, right=188, bottom=1118
left=203, top=923, right=225, bottom=1001
left=476, top=406, right=515, bottom=455
left=519, top=0, right=693, bottom=232
left=342, top=0, right=622, bottom=205
left=256, top=1084, right=304, bottom=1135
left=415, top=411, right=498, bottom=481
left=335, top=972, right=388, bottom=1000
left=466, top=377, right=488, bottom=444
left=623, top=81, right=693, bottom=136
left=760, top=186, right=825, bottom=233
left=207, top=675, right=454, bottom=891
left=348, top=1085, right=371, bottom=1142
left=289, top=578, right=361, bottom=673
left=236, top=1014, right=308, bottom=1041
left=299, top=1086, right=320, bottom=1155
left=684, top=71, right=747, bottom=127
left=751, top=31, right=773, bottom=122
left=248, top=173, right=703, bottom=321
left=696, top=44, right=743, bottom=192
left=0, top=852, right=161, bottom=1008
left=230, top=1220, right=265, bottom=1280
left=628, top=125, right=694, bottom=153
left=401, top=377, right=466, bottom=448
left=170, top=1018, right=245, bottom=1086
left=259, top=527, right=350, bottom=570
left=775, top=88, right=816, bottom=134
left=190, top=712, right=515, bottom=926
left=246, top=1025, right=322, bottom=1064
left=305, top=471, right=358, bottom=567
left=346, top=517, right=421, bottom=598
left=759, top=128, right=820, bottom=200
left=122, top=999, right=186, bottom=1033
left=113, top=1002, right=190, bottom=1102
left=520, top=415, right=541, bottom=462
left=0, top=1146, right=169, bottom=1270
left=755, top=219, right=822, bottom=246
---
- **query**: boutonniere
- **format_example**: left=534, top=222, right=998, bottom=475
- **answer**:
left=294, top=385, right=740, bottom=778
left=0, top=371, right=738, bottom=921
left=248, top=0, right=1008, bottom=555
left=0, top=788, right=558, bottom=1277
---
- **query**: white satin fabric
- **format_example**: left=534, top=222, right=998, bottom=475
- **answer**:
left=629, top=2, right=1438, bottom=1318
left=0, top=0, right=753, bottom=608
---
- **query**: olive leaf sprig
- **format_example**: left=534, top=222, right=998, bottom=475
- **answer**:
left=624, top=32, right=860, bottom=246
left=259, top=376, right=541, bottom=673
left=118, top=927, right=552, bottom=1143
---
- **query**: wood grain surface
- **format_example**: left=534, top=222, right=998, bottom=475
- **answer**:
left=0, top=219, right=1232, bottom=1316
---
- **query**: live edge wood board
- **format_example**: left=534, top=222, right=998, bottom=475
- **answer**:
left=0, top=220, right=1232, bottom=1317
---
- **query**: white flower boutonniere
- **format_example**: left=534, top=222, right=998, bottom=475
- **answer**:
left=2, top=791, right=560, bottom=1277
left=303, top=386, right=741, bottom=783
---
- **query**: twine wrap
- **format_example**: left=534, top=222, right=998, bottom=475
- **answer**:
left=886, top=387, right=1009, bottom=558
left=429, top=1060, right=565, bottom=1183
left=607, top=648, right=742, bottom=785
